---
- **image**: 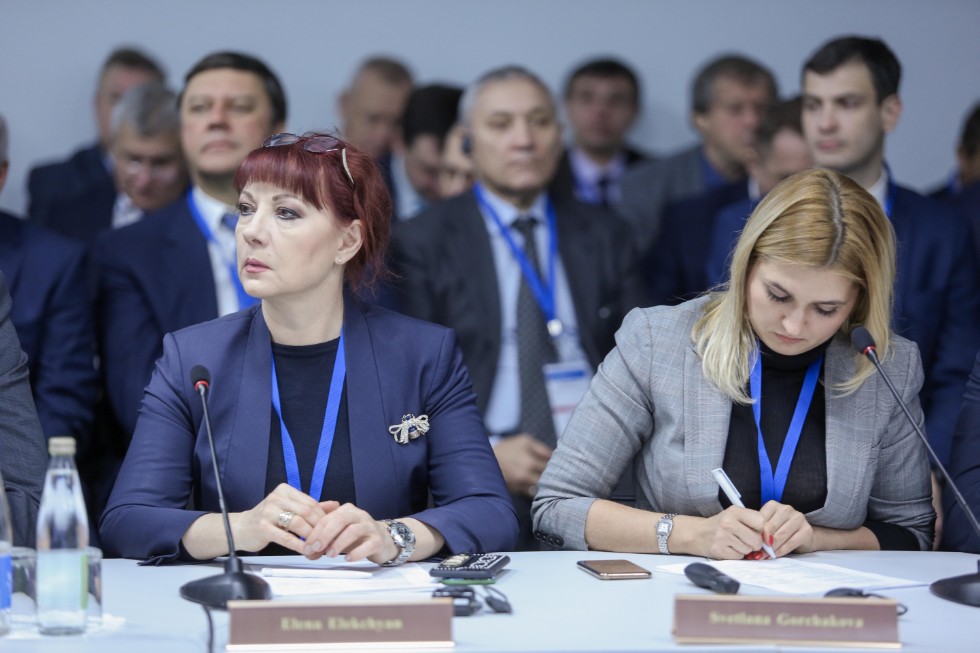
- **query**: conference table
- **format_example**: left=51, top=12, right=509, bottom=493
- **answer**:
left=2, top=550, right=976, bottom=652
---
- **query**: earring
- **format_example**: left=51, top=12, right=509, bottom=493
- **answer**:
left=336, top=257, right=344, bottom=265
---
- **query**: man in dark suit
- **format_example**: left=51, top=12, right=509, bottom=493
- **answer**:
left=44, top=82, right=188, bottom=247
left=0, top=114, right=98, bottom=448
left=389, top=84, right=462, bottom=220
left=28, top=48, right=164, bottom=225
left=931, top=103, right=980, bottom=262
left=618, top=55, right=776, bottom=254
left=801, top=36, right=980, bottom=473
left=94, top=52, right=286, bottom=441
left=943, top=351, right=980, bottom=553
left=392, top=66, right=643, bottom=548
left=0, top=270, right=48, bottom=547
left=337, top=57, right=413, bottom=200
left=551, top=58, right=649, bottom=207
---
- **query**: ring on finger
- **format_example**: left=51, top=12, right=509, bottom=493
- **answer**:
left=278, top=510, right=295, bottom=531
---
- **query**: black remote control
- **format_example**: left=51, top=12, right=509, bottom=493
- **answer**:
left=430, top=553, right=511, bottom=579
left=684, top=562, right=740, bottom=594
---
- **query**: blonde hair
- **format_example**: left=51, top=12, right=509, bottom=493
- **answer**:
left=693, top=168, right=896, bottom=402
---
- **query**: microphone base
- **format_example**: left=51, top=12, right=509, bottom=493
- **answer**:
left=929, top=572, right=980, bottom=608
left=180, top=570, right=272, bottom=610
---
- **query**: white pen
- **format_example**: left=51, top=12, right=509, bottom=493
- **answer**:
left=711, top=467, right=778, bottom=559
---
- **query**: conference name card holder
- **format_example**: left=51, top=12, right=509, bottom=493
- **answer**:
left=226, top=598, right=454, bottom=650
left=673, top=594, right=900, bottom=649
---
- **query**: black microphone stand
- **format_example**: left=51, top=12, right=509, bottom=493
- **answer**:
left=853, top=328, right=980, bottom=607
left=180, top=370, right=272, bottom=609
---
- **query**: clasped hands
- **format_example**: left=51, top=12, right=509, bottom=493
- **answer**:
left=701, top=501, right=814, bottom=560
left=234, top=483, right=397, bottom=564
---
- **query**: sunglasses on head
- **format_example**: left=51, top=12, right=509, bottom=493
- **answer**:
left=262, top=133, right=355, bottom=188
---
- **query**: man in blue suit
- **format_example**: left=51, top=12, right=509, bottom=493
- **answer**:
left=43, top=82, right=188, bottom=247
left=28, top=48, right=164, bottom=225
left=94, top=52, right=286, bottom=441
left=801, top=36, right=980, bottom=474
left=0, top=114, right=98, bottom=447
left=943, top=351, right=980, bottom=553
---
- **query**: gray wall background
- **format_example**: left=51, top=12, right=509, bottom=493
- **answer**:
left=2, top=0, right=978, bottom=216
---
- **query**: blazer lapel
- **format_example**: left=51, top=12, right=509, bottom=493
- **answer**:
left=684, top=345, right=731, bottom=516
left=157, top=201, right=218, bottom=331
left=223, top=308, right=273, bottom=511
left=343, top=299, right=402, bottom=518
left=807, top=336, right=874, bottom=524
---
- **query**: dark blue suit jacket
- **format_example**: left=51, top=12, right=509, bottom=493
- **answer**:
left=28, top=143, right=115, bottom=226
left=943, top=351, right=980, bottom=553
left=99, top=300, right=518, bottom=562
left=705, top=184, right=980, bottom=464
left=42, top=182, right=117, bottom=247
left=93, top=196, right=217, bottom=439
left=645, top=181, right=748, bottom=306
left=0, top=211, right=97, bottom=445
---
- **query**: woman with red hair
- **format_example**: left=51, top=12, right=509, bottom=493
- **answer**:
left=101, top=133, right=517, bottom=565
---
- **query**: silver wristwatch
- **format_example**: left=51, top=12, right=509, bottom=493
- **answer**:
left=656, top=513, right=675, bottom=554
left=382, top=519, right=415, bottom=567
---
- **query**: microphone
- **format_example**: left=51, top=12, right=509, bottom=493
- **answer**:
left=851, top=327, right=980, bottom=607
left=684, top=562, right=740, bottom=594
left=179, top=365, right=272, bottom=609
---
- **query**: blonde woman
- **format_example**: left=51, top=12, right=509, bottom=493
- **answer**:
left=532, top=168, right=934, bottom=557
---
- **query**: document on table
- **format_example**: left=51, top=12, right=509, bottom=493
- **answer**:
left=657, top=558, right=925, bottom=595
left=239, top=555, right=439, bottom=598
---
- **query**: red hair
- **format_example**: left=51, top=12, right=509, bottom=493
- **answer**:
left=234, top=132, right=391, bottom=295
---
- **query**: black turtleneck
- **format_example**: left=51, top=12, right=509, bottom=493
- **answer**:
left=721, top=338, right=918, bottom=551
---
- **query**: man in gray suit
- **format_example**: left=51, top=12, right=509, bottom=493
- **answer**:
left=618, top=55, right=776, bottom=254
left=392, top=66, right=642, bottom=548
left=0, top=271, right=48, bottom=547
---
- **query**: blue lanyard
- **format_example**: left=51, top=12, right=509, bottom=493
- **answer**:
left=270, top=330, right=346, bottom=501
left=186, top=190, right=258, bottom=311
left=749, top=348, right=823, bottom=505
left=473, top=183, right=560, bottom=332
left=882, top=163, right=895, bottom=219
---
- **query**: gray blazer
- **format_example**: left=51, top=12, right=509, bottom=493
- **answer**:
left=616, top=145, right=705, bottom=253
left=0, top=272, right=48, bottom=547
left=532, top=297, right=935, bottom=551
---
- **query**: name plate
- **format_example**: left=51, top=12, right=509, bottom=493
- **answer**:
left=227, top=598, right=454, bottom=650
left=673, top=594, right=899, bottom=648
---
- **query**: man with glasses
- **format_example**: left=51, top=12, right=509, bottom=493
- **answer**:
left=44, top=82, right=188, bottom=246
left=94, top=51, right=286, bottom=443
left=29, top=47, right=164, bottom=225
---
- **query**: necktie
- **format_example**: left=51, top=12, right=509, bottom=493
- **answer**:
left=511, top=216, right=558, bottom=447
left=596, top=176, right=611, bottom=209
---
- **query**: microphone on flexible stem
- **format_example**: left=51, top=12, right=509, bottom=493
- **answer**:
left=179, top=365, right=272, bottom=609
left=851, top=327, right=980, bottom=607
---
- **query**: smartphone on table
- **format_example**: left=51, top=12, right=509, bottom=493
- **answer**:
left=577, top=559, right=651, bottom=580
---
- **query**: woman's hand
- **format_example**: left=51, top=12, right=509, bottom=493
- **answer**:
left=301, top=502, right=398, bottom=564
left=697, top=506, right=768, bottom=559
left=760, top=500, right=814, bottom=556
left=233, top=483, right=329, bottom=554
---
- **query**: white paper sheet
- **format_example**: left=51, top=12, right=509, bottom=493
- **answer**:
left=244, top=556, right=439, bottom=598
left=657, top=558, right=925, bottom=595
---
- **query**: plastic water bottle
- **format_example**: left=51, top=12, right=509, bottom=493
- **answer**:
left=0, top=469, right=13, bottom=636
left=35, top=437, right=88, bottom=635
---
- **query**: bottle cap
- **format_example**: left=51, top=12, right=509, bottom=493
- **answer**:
left=48, top=436, right=76, bottom=457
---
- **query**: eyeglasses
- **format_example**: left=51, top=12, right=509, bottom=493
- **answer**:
left=262, top=133, right=355, bottom=187
left=824, top=587, right=908, bottom=616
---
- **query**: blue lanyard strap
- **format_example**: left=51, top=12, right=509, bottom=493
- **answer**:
left=474, top=183, right=559, bottom=326
left=270, top=330, right=346, bottom=502
left=186, top=190, right=257, bottom=311
left=750, top=348, right=823, bottom=505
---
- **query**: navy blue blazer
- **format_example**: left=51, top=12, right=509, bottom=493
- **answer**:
left=0, top=211, right=98, bottom=444
left=943, top=351, right=980, bottom=553
left=93, top=196, right=217, bottom=439
left=99, top=300, right=519, bottom=562
left=29, top=143, right=115, bottom=226
left=645, top=181, right=748, bottom=306
left=704, top=184, right=980, bottom=464
left=42, top=183, right=117, bottom=247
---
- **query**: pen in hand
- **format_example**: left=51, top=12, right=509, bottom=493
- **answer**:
left=711, top=468, right=778, bottom=559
